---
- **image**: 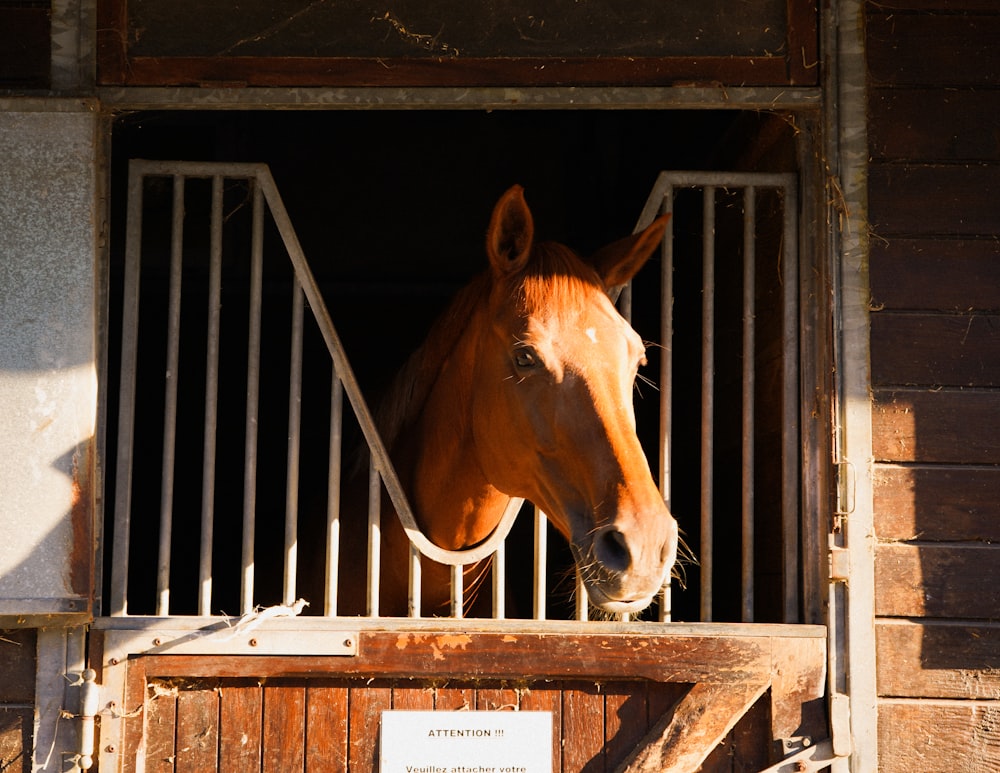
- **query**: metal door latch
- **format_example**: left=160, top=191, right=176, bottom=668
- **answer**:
left=757, top=738, right=837, bottom=772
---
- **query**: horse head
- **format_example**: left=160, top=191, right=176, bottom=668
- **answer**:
left=467, top=185, right=678, bottom=615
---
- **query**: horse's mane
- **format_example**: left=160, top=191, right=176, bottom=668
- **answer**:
left=374, top=242, right=604, bottom=451
left=374, top=271, right=491, bottom=451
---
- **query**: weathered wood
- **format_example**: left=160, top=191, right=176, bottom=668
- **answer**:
left=869, top=237, right=1000, bottom=312
left=869, top=88, right=1000, bottom=162
left=877, top=700, right=1000, bottom=773
left=868, top=164, right=1000, bottom=237
left=520, top=683, right=563, bottom=767
left=219, top=681, right=262, bottom=771
left=135, top=630, right=774, bottom=684
left=867, top=13, right=1000, bottom=87
left=562, top=681, right=605, bottom=770
left=604, top=682, right=651, bottom=769
left=870, top=312, right=1000, bottom=387
left=875, top=542, right=1000, bottom=619
left=348, top=680, right=391, bottom=773
left=175, top=686, right=219, bottom=772
left=874, top=464, right=1000, bottom=542
left=305, top=684, right=348, bottom=770
left=876, top=620, right=1000, bottom=699
left=872, top=389, right=1000, bottom=464
left=144, top=682, right=178, bottom=773
left=614, top=681, right=769, bottom=773
left=262, top=681, right=306, bottom=771
left=0, top=707, right=31, bottom=773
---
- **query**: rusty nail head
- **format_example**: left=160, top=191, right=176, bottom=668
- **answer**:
left=106, top=745, right=116, bottom=753
left=109, top=657, right=119, bottom=666
left=344, top=638, right=353, bottom=648
left=152, top=638, right=161, bottom=646
left=248, top=638, right=258, bottom=647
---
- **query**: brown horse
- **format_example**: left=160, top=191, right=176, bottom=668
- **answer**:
left=338, top=185, right=677, bottom=618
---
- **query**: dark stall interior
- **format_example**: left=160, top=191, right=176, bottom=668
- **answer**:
left=103, top=108, right=799, bottom=623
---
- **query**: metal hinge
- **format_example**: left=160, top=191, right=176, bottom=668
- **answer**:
left=833, top=459, right=855, bottom=529
left=64, top=669, right=99, bottom=770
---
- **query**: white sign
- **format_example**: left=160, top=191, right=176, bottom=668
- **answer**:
left=380, top=710, right=553, bottom=773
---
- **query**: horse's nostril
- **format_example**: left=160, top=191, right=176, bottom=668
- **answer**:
left=594, top=528, right=631, bottom=572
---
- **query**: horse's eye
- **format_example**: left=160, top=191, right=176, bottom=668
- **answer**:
left=514, top=346, right=538, bottom=369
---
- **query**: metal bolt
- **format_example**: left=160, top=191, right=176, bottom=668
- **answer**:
left=343, top=638, right=353, bottom=648
left=109, top=657, right=119, bottom=666
left=152, top=638, right=162, bottom=646
left=105, top=745, right=116, bottom=753
left=795, top=763, right=807, bottom=772
left=248, top=638, right=258, bottom=647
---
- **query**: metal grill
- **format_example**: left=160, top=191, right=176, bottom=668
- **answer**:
left=107, top=161, right=801, bottom=624
left=632, top=171, right=800, bottom=623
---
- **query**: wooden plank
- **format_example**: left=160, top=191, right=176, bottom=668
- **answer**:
left=561, top=681, right=605, bottom=771
left=0, top=707, right=31, bottom=773
left=869, top=237, right=1000, bottom=312
left=137, top=631, right=773, bottom=684
left=877, top=700, right=1000, bottom=773
left=876, top=620, right=1000, bottom=699
left=305, top=684, right=348, bottom=771
left=219, top=680, right=262, bottom=772
left=476, top=684, right=521, bottom=712
left=614, top=681, right=769, bottom=772
left=867, top=13, right=1000, bottom=87
left=872, top=389, right=1000, bottom=464
left=875, top=542, right=1000, bottom=619
left=175, top=685, right=220, bottom=772
left=101, top=54, right=794, bottom=89
left=874, top=464, right=1000, bottom=542
left=868, top=0, right=1000, bottom=9
left=700, top=692, right=771, bottom=773
left=604, top=682, right=650, bottom=770
left=433, top=681, right=475, bottom=711
left=262, top=681, right=306, bottom=772
left=348, top=680, right=391, bottom=773
left=869, top=88, right=1000, bottom=162
left=870, top=312, right=1000, bottom=387
left=391, top=682, right=435, bottom=711
left=868, top=164, right=1000, bottom=237
left=520, top=682, right=563, bottom=770
left=144, top=681, right=178, bottom=773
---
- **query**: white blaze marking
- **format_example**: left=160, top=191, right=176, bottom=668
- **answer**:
left=585, top=327, right=598, bottom=343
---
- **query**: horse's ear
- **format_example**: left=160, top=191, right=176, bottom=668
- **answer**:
left=486, top=185, right=534, bottom=275
left=590, top=213, right=671, bottom=289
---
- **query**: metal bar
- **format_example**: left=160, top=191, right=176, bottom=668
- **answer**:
left=284, top=280, right=304, bottom=606
left=576, top=571, right=588, bottom=622
left=659, top=185, right=675, bottom=623
left=451, top=564, right=464, bottom=619
left=493, top=541, right=506, bottom=620
left=325, top=372, right=343, bottom=616
left=741, top=186, right=757, bottom=623
left=659, top=185, right=674, bottom=511
left=700, top=185, right=716, bottom=622
left=110, top=164, right=145, bottom=616
left=533, top=506, right=547, bottom=620
left=408, top=544, right=421, bottom=618
left=197, top=175, right=223, bottom=616
left=241, top=182, right=264, bottom=614
left=367, top=463, right=381, bottom=616
left=156, top=175, right=185, bottom=616
left=781, top=181, right=801, bottom=623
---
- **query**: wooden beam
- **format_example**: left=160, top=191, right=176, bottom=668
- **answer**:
left=613, top=681, right=769, bottom=773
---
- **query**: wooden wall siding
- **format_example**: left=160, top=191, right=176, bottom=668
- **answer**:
left=866, top=1, right=1000, bottom=768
